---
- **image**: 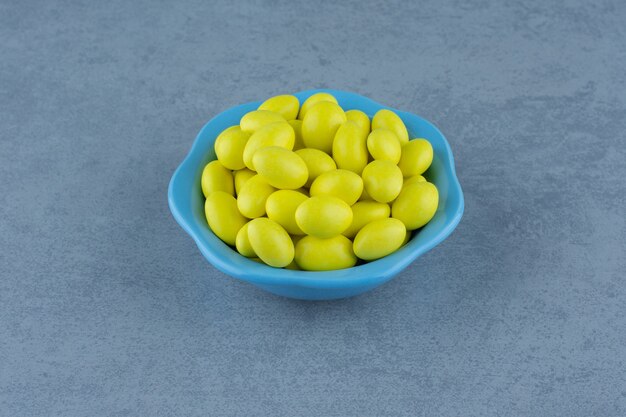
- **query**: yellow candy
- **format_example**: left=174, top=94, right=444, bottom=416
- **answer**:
left=288, top=119, right=305, bottom=150
left=214, top=126, right=250, bottom=170
left=295, top=195, right=353, bottom=238
left=361, top=160, right=403, bottom=203
left=265, top=190, right=308, bottom=235
left=204, top=191, right=247, bottom=246
left=252, top=147, right=308, bottom=189
left=367, top=128, right=401, bottom=163
left=233, top=168, right=256, bottom=195
left=403, top=174, right=426, bottom=189
left=235, top=222, right=256, bottom=257
left=342, top=201, right=391, bottom=238
left=398, top=139, right=434, bottom=177
left=252, top=146, right=309, bottom=190
left=242, top=122, right=294, bottom=170
left=295, top=235, right=356, bottom=271
left=309, top=169, right=363, bottom=205
left=205, top=93, right=441, bottom=270
left=298, top=92, right=338, bottom=120
left=258, top=95, right=299, bottom=120
left=372, top=109, right=409, bottom=145
left=392, top=182, right=439, bottom=230
left=247, top=218, right=294, bottom=267
left=240, top=110, right=285, bottom=133
left=295, top=148, right=337, bottom=187
left=332, top=121, right=368, bottom=175
left=345, top=109, right=370, bottom=137
left=353, top=218, right=406, bottom=260
left=302, top=101, right=347, bottom=154
left=236, top=175, right=276, bottom=218
left=201, top=160, right=234, bottom=198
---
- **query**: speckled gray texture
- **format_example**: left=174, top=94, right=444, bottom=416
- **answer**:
left=1, top=0, right=625, bottom=416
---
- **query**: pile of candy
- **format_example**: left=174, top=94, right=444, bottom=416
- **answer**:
left=201, top=93, right=438, bottom=271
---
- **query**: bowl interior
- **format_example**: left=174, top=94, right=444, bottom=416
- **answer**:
left=168, top=89, right=464, bottom=289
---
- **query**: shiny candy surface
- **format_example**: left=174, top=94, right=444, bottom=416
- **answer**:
left=233, top=168, right=256, bottom=195
left=265, top=190, right=308, bottom=235
left=295, top=235, right=357, bottom=271
left=398, top=138, right=434, bottom=177
left=345, top=109, right=370, bottom=137
left=235, top=222, right=256, bottom=257
left=240, top=110, right=285, bottom=133
left=403, top=174, right=427, bottom=189
left=295, top=148, right=337, bottom=187
left=236, top=174, right=276, bottom=218
left=353, top=218, right=406, bottom=261
left=295, top=195, right=353, bottom=238
left=301, top=101, right=346, bottom=153
left=247, top=218, right=294, bottom=268
left=342, top=201, right=391, bottom=239
left=309, top=169, right=363, bottom=206
left=204, top=191, right=247, bottom=246
left=214, top=126, right=250, bottom=170
left=199, top=92, right=441, bottom=272
left=392, top=182, right=439, bottom=230
left=201, top=160, right=234, bottom=198
left=242, top=122, right=295, bottom=170
left=332, top=121, right=368, bottom=174
left=258, top=95, right=299, bottom=120
left=367, top=128, right=401, bottom=163
left=252, top=147, right=308, bottom=189
left=361, top=160, right=403, bottom=203
left=298, top=92, right=338, bottom=120
left=372, top=109, right=409, bottom=145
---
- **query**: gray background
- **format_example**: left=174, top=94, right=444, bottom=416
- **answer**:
left=1, top=0, right=625, bottom=416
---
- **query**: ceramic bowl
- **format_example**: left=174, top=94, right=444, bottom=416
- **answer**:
left=168, top=89, right=464, bottom=300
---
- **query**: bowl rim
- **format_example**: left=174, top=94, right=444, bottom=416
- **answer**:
left=168, top=89, right=464, bottom=289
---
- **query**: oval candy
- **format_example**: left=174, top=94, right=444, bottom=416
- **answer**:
left=265, top=189, right=309, bottom=235
left=236, top=175, right=276, bottom=218
left=258, top=95, right=299, bottom=120
left=333, top=121, right=368, bottom=175
left=240, top=110, right=285, bottom=133
left=398, top=139, right=434, bottom=177
left=372, top=109, right=409, bottom=145
left=235, top=222, right=256, bottom=257
left=234, top=168, right=256, bottom=196
left=247, top=218, right=294, bottom=267
left=204, top=191, right=247, bottom=246
left=295, top=195, right=353, bottom=238
left=309, top=169, right=363, bottom=206
left=252, top=147, right=308, bottom=189
left=343, top=201, right=391, bottom=239
left=345, top=109, right=370, bottom=137
left=201, top=160, right=234, bottom=198
left=242, top=121, right=295, bottom=170
left=295, top=235, right=357, bottom=271
left=353, top=218, right=406, bottom=261
left=361, top=160, right=403, bottom=203
left=298, top=92, right=338, bottom=120
left=391, top=182, right=439, bottom=230
left=367, top=128, right=401, bottom=163
left=301, top=101, right=347, bottom=154
left=295, top=148, right=337, bottom=187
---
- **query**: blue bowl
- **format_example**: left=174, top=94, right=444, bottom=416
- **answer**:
left=168, top=89, right=464, bottom=300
